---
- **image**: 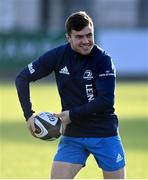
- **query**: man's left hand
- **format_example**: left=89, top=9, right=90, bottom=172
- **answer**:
left=54, top=110, right=71, bottom=135
left=54, top=110, right=71, bottom=125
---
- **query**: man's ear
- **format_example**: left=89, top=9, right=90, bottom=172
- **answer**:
left=66, top=33, right=71, bottom=43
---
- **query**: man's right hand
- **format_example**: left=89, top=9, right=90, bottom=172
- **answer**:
left=27, top=115, right=36, bottom=137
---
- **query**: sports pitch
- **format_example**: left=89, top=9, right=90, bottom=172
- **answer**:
left=0, top=81, right=148, bottom=178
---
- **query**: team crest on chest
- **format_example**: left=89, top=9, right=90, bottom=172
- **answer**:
left=83, top=70, right=93, bottom=80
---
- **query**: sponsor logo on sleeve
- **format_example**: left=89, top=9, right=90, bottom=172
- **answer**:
left=28, top=63, right=35, bottom=74
left=99, top=59, right=116, bottom=77
left=99, top=70, right=116, bottom=77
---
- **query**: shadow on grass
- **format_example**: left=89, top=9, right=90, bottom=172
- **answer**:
left=0, top=117, right=148, bottom=150
left=0, top=119, right=58, bottom=146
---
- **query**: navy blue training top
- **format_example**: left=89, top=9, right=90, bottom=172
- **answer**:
left=15, top=43, right=119, bottom=137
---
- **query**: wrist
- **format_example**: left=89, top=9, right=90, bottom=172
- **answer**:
left=25, top=110, right=35, bottom=121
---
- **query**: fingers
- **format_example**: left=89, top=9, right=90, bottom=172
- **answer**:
left=60, top=123, right=67, bottom=135
left=53, top=111, right=70, bottom=123
left=54, top=111, right=71, bottom=135
left=53, top=113, right=62, bottom=119
left=54, top=112, right=67, bottom=135
left=27, top=115, right=36, bottom=137
left=53, top=113, right=59, bottom=117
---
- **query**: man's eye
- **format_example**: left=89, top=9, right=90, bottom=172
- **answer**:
left=87, top=33, right=92, bottom=38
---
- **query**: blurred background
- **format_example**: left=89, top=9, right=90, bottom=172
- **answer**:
left=0, top=0, right=148, bottom=79
left=0, top=0, right=148, bottom=179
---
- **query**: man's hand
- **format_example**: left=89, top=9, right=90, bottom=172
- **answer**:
left=27, top=115, right=36, bottom=137
left=54, top=110, right=71, bottom=134
left=54, top=110, right=71, bottom=124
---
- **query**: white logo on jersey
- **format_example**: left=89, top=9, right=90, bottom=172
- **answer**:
left=59, top=66, right=70, bottom=75
left=116, top=153, right=123, bottom=163
left=99, top=70, right=115, bottom=77
left=85, top=84, right=94, bottom=102
left=83, top=70, right=93, bottom=80
left=28, top=63, right=35, bottom=74
left=99, top=59, right=116, bottom=77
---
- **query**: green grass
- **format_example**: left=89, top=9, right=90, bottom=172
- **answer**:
left=0, top=81, right=148, bottom=178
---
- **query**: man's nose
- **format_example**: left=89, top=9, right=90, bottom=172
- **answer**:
left=82, top=36, right=89, bottom=43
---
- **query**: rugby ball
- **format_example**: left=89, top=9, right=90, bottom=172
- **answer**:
left=34, top=112, right=61, bottom=141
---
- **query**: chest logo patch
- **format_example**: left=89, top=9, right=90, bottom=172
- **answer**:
left=59, top=66, right=70, bottom=75
left=83, top=70, right=93, bottom=80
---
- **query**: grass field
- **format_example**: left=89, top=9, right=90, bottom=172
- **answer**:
left=0, top=81, right=148, bottom=179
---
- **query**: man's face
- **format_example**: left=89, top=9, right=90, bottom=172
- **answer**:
left=66, top=24, right=94, bottom=55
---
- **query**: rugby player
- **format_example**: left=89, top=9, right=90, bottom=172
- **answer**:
left=15, top=11, right=126, bottom=179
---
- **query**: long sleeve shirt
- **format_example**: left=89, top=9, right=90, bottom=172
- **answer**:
left=15, top=43, right=118, bottom=137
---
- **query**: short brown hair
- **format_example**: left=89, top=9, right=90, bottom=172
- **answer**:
left=65, top=11, right=93, bottom=35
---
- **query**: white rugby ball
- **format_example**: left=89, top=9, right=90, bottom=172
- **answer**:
left=34, top=112, right=61, bottom=141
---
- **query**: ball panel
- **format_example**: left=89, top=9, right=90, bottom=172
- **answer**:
left=34, top=119, right=48, bottom=138
left=34, top=112, right=61, bottom=141
left=37, top=112, right=58, bottom=126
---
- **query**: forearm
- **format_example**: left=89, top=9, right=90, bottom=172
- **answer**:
left=69, top=77, right=115, bottom=121
left=15, top=72, right=34, bottom=120
left=70, top=95, right=113, bottom=120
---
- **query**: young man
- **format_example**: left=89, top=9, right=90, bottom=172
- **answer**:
left=15, top=11, right=126, bottom=179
